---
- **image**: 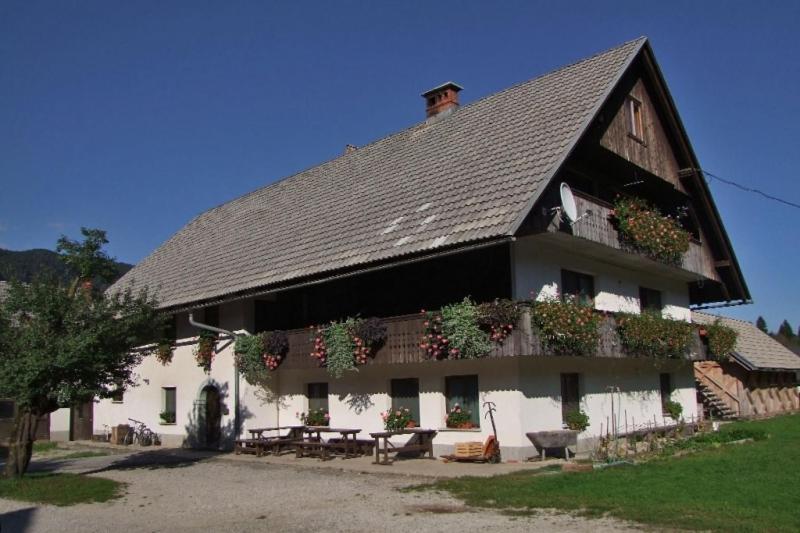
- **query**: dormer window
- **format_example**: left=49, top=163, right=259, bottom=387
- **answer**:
left=627, top=96, right=644, bottom=141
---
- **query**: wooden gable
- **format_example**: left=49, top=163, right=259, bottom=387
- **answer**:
left=599, top=78, right=685, bottom=192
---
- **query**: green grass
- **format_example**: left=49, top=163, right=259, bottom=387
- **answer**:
left=32, top=441, right=59, bottom=453
left=414, top=414, right=800, bottom=532
left=0, top=473, right=123, bottom=506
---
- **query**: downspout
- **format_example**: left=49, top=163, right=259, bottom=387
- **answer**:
left=189, top=312, right=245, bottom=439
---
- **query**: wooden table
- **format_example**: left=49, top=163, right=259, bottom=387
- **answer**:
left=301, top=427, right=362, bottom=458
left=369, top=429, right=437, bottom=465
left=235, top=426, right=304, bottom=456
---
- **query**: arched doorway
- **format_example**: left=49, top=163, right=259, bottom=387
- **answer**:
left=199, top=385, right=221, bottom=449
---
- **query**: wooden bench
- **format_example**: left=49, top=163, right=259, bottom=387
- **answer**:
left=295, top=440, right=334, bottom=461
left=327, top=438, right=375, bottom=456
left=234, top=438, right=270, bottom=457
left=370, top=429, right=438, bottom=465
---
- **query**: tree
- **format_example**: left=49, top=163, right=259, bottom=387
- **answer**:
left=755, top=316, right=768, bottom=334
left=0, top=229, right=163, bottom=477
left=777, top=320, right=795, bottom=340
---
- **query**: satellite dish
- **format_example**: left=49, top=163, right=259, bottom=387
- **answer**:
left=560, top=183, right=578, bottom=223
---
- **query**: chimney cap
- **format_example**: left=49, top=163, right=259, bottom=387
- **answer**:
left=421, top=81, right=463, bottom=98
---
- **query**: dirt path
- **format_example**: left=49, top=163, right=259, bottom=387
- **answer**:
left=0, top=450, right=643, bottom=532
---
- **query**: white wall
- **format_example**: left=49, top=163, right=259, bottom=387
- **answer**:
left=512, top=237, right=691, bottom=321
left=91, top=237, right=698, bottom=457
left=49, top=408, right=71, bottom=441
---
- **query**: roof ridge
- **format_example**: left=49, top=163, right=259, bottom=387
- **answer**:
left=188, top=37, right=650, bottom=221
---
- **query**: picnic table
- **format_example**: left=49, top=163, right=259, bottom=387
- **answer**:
left=369, top=428, right=437, bottom=465
left=296, top=427, right=363, bottom=460
left=234, top=425, right=304, bottom=457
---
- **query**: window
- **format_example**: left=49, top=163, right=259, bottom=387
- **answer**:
left=639, top=287, right=663, bottom=312
left=162, top=387, right=176, bottom=423
left=627, top=96, right=644, bottom=140
left=0, top=400, right=15, bottom=419
left=307, top=383, right=329, bottom=412
left=561, top=269, right=595, bottom=306
left=659, top=373, right=672, bottom=414
left=445, top=375, right=479, bottom=427
left=391, top=378, right=420, bottom=424
left=111, top=388, right=124, bottom=403
left=560, top=373, right=581, bottom=423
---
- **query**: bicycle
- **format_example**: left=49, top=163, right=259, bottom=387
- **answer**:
left=125, top=418, right=158, bottom=446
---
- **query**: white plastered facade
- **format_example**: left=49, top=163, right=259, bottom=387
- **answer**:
left=92, top=236, right=698, bottom=459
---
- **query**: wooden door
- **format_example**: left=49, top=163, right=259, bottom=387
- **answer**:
left=70, top=401, right=93, bottom=441
left=203, top=387, right=221, bottom=448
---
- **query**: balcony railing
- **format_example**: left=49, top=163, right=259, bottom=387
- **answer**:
left=277, top=308, right=707, bottom=370
left=538, top=191, right=719, bottom=282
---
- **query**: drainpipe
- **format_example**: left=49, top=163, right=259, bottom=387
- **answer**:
left=188, top=312, right=246, bottom=439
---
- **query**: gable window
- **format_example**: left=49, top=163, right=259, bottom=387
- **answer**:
left=639, top=287, right=663, bottom=312
left=561, top=269, right=594, bottom=306
left=307, top=382, right=329, bottom=412
left=391, top=378, right=420, bottom=425
left=659, top=373, right=672, bottom=415
left=561, top=373, right=582, bottom=423
left=161, top=387, right=176, bottom=423
left=445, top=375, right=479, bottom=427
left=627, top=96, right=644, bottom=141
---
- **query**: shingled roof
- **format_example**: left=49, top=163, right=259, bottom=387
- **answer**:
left=112, top=38, right=647, bottom=309
left=693, top=312, right=800, bottom=371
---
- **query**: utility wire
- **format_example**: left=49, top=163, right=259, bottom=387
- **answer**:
left=701, top=170, right=800, bottom=211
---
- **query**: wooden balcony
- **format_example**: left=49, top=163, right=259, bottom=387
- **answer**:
left=277, top=308, right=707, bottom=371
left=534, top=191, right=719, bottom=282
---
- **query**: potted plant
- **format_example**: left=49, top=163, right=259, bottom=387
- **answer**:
left=155, top=341, right=174, bottom=366
left=194, top=329, right=218, bottom=372
left=159, top=410, right=176, bottom=424
left=382, top=407, right=415, bottom=431
left=299, top=408, right=330, bottom=426
left=445, top=404, right=476, bottom=429
left=564, top=409, right=590, bottom=432
left=664, top=400, right=683, bottom=421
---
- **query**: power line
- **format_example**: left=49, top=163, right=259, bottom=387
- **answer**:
left=701, top=170, right=800, bottom=211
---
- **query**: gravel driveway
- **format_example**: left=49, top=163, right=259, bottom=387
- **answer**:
left=0, top=450, right=642, bottom=532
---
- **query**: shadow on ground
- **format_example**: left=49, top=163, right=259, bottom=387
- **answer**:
left=27, top=448, right=222, bottom=475
left=0, top=506, right=38, bottom=533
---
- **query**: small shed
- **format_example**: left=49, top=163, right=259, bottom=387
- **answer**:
left=693, top=312, right=800, bottom=418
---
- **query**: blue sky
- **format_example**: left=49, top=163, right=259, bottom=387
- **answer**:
left=1, top=1, right=798, bottom=331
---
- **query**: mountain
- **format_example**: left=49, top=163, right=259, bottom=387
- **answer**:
left=0, top=248, right=132, bottom=286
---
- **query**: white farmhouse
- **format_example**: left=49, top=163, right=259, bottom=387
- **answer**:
left=54, top=38, right=751, bottom=460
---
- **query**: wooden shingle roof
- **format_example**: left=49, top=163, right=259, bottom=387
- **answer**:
left=694, top=312, right=800, bottom=371
left=111, top=38, right=647, bottom=309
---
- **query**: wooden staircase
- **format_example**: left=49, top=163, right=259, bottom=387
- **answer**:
left=696, top=378, right=738, bottom=420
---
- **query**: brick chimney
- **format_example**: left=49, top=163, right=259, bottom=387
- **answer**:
left=422, top=82, right=463, bottom=118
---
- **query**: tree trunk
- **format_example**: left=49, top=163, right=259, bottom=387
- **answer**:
left=4, top=408, right=40, bottom=478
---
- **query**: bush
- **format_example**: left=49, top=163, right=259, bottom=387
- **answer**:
left=616, top=311, right=694, bottom=358
left=564, top=409, right=590, bottom=431
left=612, top=196, right=690, bottom=265
left=702, top=320, right=738, bottom=361
left=477, top=299, right=522, bottom=343
left=194, top=329, right=218, bottom=372
left=446, top=404, right=476, bottom=428
left=531, top=297, right=600, bottom=355
left=310, top=317, right=386, bottom=378
left=664, top=400, right=683, bottom=421
left=382, top=407, right=413, bottom=431
left=299, top=408, right=329, bottom=426
left=440, top=298, right=494, bottom=359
